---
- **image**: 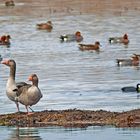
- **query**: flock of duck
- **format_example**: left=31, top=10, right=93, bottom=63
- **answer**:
left=1, top=0, right=140, bottom=115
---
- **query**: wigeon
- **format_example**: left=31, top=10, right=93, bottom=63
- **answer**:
left=116, top=54, right=140, bottom=66
left=60, top=31, right=83, bottom=42
left=36, top=21, right=53, bottom=31
left=109, top=34, right=129, bottom=45
left=78, top=41, right=100, bottom=52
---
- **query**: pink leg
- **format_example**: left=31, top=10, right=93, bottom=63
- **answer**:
left=16, top=102, right=20, bottom=112
left=25, top=106, right=34, bottom=115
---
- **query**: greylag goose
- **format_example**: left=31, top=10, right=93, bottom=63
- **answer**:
left=1, top=59, right=20, bottom=112
left=2, top=59, right=42, bottom=114
left=16, top=74, right=42, bottom=114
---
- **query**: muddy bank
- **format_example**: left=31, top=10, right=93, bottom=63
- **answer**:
left=0, top=109, right=140, bottom=128
left=0, top=0, right=140, bottom=17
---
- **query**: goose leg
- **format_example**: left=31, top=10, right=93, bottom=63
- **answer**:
left=15, top=102, right=20, bottom=112
left=29, top=106, right=34, bottom=112
left=26, top=106, right=34, bottom=115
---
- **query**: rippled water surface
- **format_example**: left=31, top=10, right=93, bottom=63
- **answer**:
left=0, top=3, right=140, bottom=139
left=1, top=126, right=140, bottom=140
left=0, top=12, right=140, bottom=113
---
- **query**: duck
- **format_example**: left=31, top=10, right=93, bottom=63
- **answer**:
left=109, top=34, right=129, bottom=45
left=78, top=41, right=100, bottom=52
left=16, top=74, right=42, bottom=115
left=0, top=35, right=11, bottom=46
left=60, top=31, right=83, bottom=42
left=5, top=0, right=15, bottom=6
left=121, top=83, right=140, bottom=92
left=116, top=54, right=140, bottom=66
left=0, top=55, right=3, bottom=61
left=36, top=21, right=53, bottom=31
left=1, top=59, right=20, bottom=112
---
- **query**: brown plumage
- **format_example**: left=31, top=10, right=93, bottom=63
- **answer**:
left=1, top=59, right=42, bottom=114
left=36, top=21, right=53, bottom=31
left=0, top=35, right=11, bottom=45
left=17, top=74, right=42, bottom=115
left=79, top=41, right=100, bottom=51
left=109, top=33, right=129, bottom=45
left=5, top=0, right=15, bottom=6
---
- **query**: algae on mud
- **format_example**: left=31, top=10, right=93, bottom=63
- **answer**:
left=0, top=109, right=140, bottom=128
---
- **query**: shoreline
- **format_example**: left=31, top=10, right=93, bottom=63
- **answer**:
left=0, top=0, right=139, bottom=17
left=0, top=108, right=140, bottom=128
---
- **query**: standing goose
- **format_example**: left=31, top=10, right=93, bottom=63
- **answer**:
left=17, top=74, right=42, bottom=114
left=1, top=59, right=20, bottom=112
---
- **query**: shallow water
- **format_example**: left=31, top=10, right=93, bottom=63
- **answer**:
left=0, top=12, right=140, bottom=113
left=0, top=2, right=140, bottom=139
left=1, top=126, right=140, bottom=140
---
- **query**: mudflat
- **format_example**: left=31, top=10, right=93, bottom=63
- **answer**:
left=0, top=0, right=140, bottom=17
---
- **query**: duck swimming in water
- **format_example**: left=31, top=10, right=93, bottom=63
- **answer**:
left=5, top=0, right=15, bottom=6
left=116, top=54, right=140, bottom=66
left=0, top=35, right=11, bottom=46
left=60, top=31, right=83, bottom=42
left=121, top=83, right=140, bottom=92
left=78, top=41, right=101, bottom=52
left=36, top=21, right=53, bottom=32
left=109, top=34, right=129, bottom=45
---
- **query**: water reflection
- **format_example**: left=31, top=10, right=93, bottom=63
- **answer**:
left=8, top=127, right=42, bottom=140
left=3, top=126, right=140, bottom=140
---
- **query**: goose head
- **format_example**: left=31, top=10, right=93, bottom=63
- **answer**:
left=1, top=59, right=16, bottom=68
left=28, top=74, right=39, bottom=86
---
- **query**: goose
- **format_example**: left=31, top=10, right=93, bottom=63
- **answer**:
left=1, top=59, right=20, bottom=112
left=1, top=59, right=42, bottom=114
left=60, top=31, right=83, bottom=42
left=16, top=74, right=42, bottom=114
left=109, top=34, right=129, bottom=45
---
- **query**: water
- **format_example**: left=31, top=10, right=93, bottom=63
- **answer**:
left=0, top=13, right=140, bottom=113
left=0, top=126, right=140, bottom=140
left=0, top=2, right=140, bottom=139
